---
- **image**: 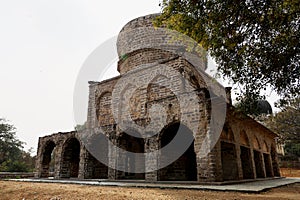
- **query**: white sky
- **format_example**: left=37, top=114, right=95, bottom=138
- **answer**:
left=0, top=0, right=279, bottom=153
left=0, top=0, right=162, bottom=152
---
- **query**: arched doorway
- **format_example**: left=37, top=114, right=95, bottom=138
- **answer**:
left=41, top=140, right=56, bottom=178
left=271, top=144, right=280, bottom=176
left=84, top=132, right=108, bottom=179
left=239, top=131, right=254, bottom=179
left=117, top=132, right=145, bottom=180
left=158, top=123, right=197, bottom=181
left=60, top=138, right=81, bottom=178
left=263, top=141, right=273, bottom=177
left=253, top=136, right=265, bottom=178
left=220, top=126, right=239, bottom=181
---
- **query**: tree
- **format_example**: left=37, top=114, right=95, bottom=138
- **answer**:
left=0, top=118, right=34, bottom=172
left=75, top=121, right=87, bottom=131
left=156, top=0, right=300, bottom=100
left=265, top=98, right=300, bottom=159
left=0, top=118, right=23, bottom=163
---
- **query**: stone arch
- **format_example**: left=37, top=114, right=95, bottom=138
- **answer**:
left=40, top=140, right=56, bottom=178
left=252, top=136, right=264, bottom=178
left=158, top=122, right=197, bottom=181
left=60, top=137, right=81, bottom=178
left=220, top=124, right=235, bottom=143
left=146, top=74, right=179, bottom=124
left=178, top=63, right=203, bottom=91
left=84, top=132, right=108, bottom=179
left=253, top=136, right=261, bottom=150
left=221, top=141, right=239, bottom=181
left=262, top=140, right=273, bottom=176
left=118, top=83, right=142, bottom=122
left=240, top=130, right=250, bottom=147
left=96, top=91, right=114, bottom=126
left=262, top=141, right=269, bottom=152
left=239, top=131, right=254, bottom=179
left=117, top=130, right=145, bottom=180
left=146, top=74, right=175, bottom=102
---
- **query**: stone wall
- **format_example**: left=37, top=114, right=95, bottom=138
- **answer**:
left=35, top=13, right=280, bottom=183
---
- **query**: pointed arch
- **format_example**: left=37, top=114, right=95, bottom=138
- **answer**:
left=40, top=140, right=56, bottom=178
left=253, top=136, right=261, bottom=150
left=239, top=130, right=254, bottom=179
left=158, top=122, right=197, bottom=181
left=117, top=129, right=145, bottom=180
left=240, top=130, right=250, bottom=147
left=96, top=91, right=114, bottom=126
left=220, top=124, right=235, bottom=143
left=60, top=137, right=81, bottom=178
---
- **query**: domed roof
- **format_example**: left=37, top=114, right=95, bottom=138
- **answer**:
left=257, top=100, right=273, bottom=114
left=119, top=13, right=161, bottom=33
left=116, top=14, right=207, bottom=72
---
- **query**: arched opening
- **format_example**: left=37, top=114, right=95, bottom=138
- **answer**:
left=41, top=140, right=56, bottom=178
left=263, top=153, right=273, bottom=177
left=263, top=141, right=273, bottom=177
left=60, top=138, right=80, bottom=178
left=158, top=123, right=197, bottom=181
left=271, top=144, right=280, bottom=176
left=253, top=136, right=265, bottom=178
left=117, top=132, right=145, bottom=180
left=253, top=150, right=265, bottom=178
left=220, top=124, right=239, bottom=181
left=221, top=141, right=239, bottom=181
left=96, top=92, right=114, bottom=126
left=84, top=133, right=108, bottom=179
left=239, top=131, right=254, bottom=179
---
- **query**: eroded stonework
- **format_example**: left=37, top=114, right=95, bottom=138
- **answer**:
left=35, top=14, right=280, bottom=182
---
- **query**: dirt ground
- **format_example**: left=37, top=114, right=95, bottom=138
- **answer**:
left=0, top=181, right=299, bottom=200
left=1, top=168, right=299, bottom=200
left=280, top=168, right=300, bottom=177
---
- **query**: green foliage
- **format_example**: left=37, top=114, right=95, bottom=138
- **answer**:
left=234, top=92, right=262, bottom=116
left=284, top=143, right=300, bottom=159
left=156, top=0, right=300, bottom=100
left=0, top=118, right=35, bottom=172
left=75, top=121, right=87, bottom=131
left=264, top=97, right=300, bottom=158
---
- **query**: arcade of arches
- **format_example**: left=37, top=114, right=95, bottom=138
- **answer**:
left=36, top=120, right=280, bottom=182
left=35, top=14, right=280, bottom=183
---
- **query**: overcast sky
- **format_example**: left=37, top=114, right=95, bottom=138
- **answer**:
left=0, top=1, right=279, bottom=153
left=0, top=0, right=163, bottom=152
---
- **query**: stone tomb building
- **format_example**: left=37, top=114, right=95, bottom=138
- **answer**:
left=35, top=14, right=280, bottom=183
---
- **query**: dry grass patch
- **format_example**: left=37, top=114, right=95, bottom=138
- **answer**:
left=0, top=181, right=300, bottom=200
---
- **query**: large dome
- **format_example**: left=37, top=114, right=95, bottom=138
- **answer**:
left=116, top=14, right=207, bottom=74
left=257, top=100, right=273, bottom=115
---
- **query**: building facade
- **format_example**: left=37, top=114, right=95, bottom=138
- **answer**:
left=35, top=14, right=280, bottom=183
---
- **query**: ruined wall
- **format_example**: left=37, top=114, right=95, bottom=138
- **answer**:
left=36, top=14, right=280, bottom=183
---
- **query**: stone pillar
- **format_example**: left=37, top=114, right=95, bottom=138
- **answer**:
left=213, top=140, right=223, bottom=182
left=78, top=145, right=86, bottom=179
left=235, top=143, right=244, bottom=180
left=260, top=152, right=267, bottom=178
left=108, top=137, right=117, bottom=180
left=35, top=138, right=43, bottom=178
left=54, top=142, right=63, bottom=179
left=250, top=149, right=257, bottom=179
left=145, top=136, right=158, bottom=181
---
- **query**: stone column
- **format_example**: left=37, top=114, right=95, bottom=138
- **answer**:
left=145, top=136, right=159, bottom=181
left=78, top=145, right=86, bottom=179
left=108, top=136, right=117, bottom=180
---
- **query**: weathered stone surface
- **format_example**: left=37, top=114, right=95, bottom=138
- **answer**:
left=35, top=14, right=280, bottom=183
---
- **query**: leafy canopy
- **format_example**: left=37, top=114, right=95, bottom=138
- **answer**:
left=265, top=98, right=300, bottom=158
left=0, top=118, right=35, bottom=172
left=156, top=0, right=300, bottom=99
